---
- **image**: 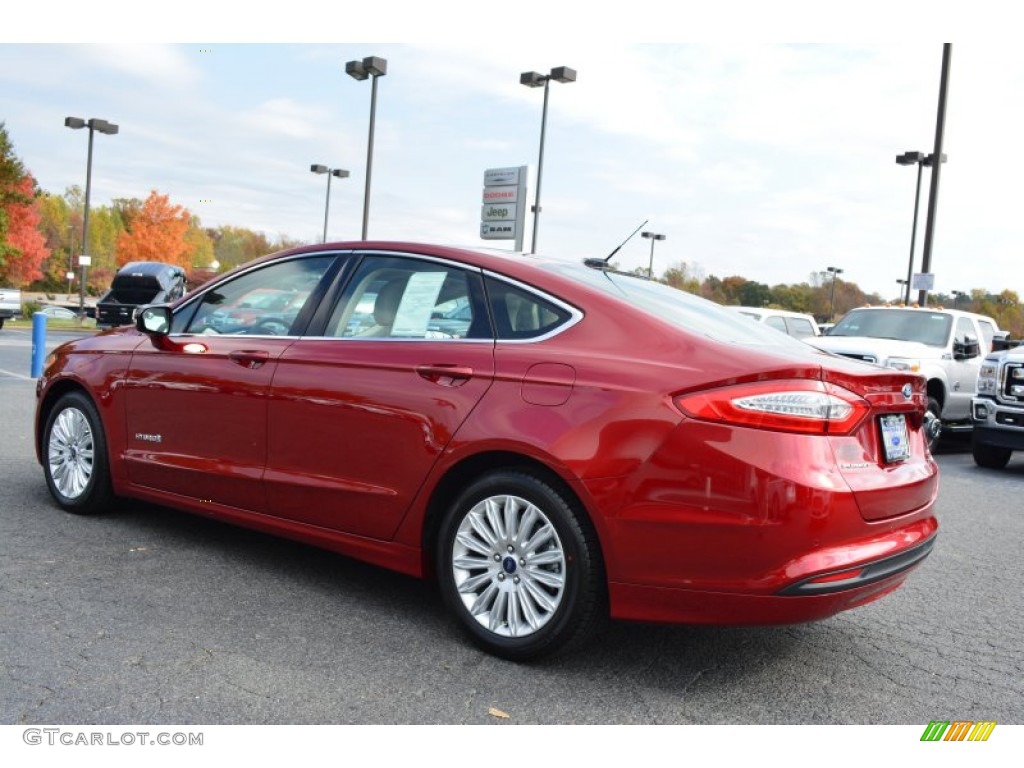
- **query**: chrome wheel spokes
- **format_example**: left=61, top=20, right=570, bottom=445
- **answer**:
left=451, top=494, right=566, bottom=638
left=47, top=407, right=94, bottom=500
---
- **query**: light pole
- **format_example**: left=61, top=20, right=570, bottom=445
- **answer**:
left=520, top=66, right=576, bottom=254
left=310, top=164, right=349, bottom=243
left=896, top=278, right=908, bottom=303
left=951, top=289, right=966, bottom=308
left=895, top=150, right=946, bottom=305
left=66, top=223, right=76, bottom=296
left=345, top=55, right=387, bottom=240
left=826, top=266, right=843, bottom=322
left=641, top=231, right=666, bottom=279
left=65, top=116, right=118, bottom=319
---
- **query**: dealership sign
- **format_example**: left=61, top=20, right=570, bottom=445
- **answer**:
left=480, top=166, right=528, bottom=250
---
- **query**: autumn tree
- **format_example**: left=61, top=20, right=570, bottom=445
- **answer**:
left=115, top=190, right=192, bottom=270
left=1, top=176, right=51, bottom=285
left=184, top=218, right=214, bottom=270
left=0, top=122, right=51, bottom=286
left=208, top=225, right=302, bottom=272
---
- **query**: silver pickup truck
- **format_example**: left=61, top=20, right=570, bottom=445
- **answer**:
left=0, top=287, right=22, bottom=330
left=812, top=305, right=1001, bottom=450
left=971, top=339, right=1024, bottom=468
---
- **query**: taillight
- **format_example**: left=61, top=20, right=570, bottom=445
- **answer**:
left=674, top=380, right=870, bottom=435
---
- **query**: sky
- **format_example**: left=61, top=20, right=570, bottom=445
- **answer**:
left=3, top=4, right=1022, bottom=302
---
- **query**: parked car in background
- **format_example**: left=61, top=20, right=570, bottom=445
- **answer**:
left=0, top=286, right=22, bottom=330
left=96, top=262, right=187, bottom=327
left=728, top=306, right=821, bottom=339
left=36, top=241, right=938, bottom=660
left=37, top=305, right=79, bottom=321
left=200, top=287, right=311, bottom=335
left=813, top=305, right=1000, bottom=451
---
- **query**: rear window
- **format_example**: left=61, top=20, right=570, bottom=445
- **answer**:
left=108, top=275, right=164, bottom=305
left=541, top=261, right=807, bottom=348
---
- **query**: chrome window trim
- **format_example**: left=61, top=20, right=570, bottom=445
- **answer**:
left=481, top=268, right=584, bottom=344
left=169, top=249, right=352, bottom=339
left=167, top=248, right=583, bottom=344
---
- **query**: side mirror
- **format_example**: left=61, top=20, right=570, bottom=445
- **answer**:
left=953, top=336, right=980, bottom=360
left=136, top=305, right=172, bottom=336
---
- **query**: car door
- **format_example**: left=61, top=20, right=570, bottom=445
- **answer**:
left=122, top=254, right=339, bottom=511
left=947, top=316, right=983, bottom=419
left=262, top=253, right=495, bottom=539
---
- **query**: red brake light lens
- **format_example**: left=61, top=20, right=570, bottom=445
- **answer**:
left=674, top=380, right=870, bottom=435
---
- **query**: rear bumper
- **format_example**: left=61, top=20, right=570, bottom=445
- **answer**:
left=609, top=526, right=937, bottom=625
left=777, top=534, right=935, bottom=595
left=610, top=570, right=916, bottom=625
left=97, top=305, right=137, bottom=326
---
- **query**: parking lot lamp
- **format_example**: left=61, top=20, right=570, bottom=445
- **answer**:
left=310, top=164, right=350, bottom=243
left=64, top=116, right=118, bottom=319
left=640, top=231, right=666, bottom=279
left=345, top=55, right=387, bottom=240
left=896, top=151, right=946, bottom=304
left=896, top=278, right=908, bottom=303
left=826, top=266, right=843, bottom=321
left=520, top=66, right=576, bottom=254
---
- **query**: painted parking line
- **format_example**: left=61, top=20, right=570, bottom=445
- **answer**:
left=0, top=367, right=33, bottom=380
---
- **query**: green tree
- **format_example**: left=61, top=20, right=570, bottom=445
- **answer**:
left=660, top=261, right=701, bottom=294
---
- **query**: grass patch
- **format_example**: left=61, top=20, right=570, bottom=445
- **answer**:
left=5, top=317, right=98, bottom=331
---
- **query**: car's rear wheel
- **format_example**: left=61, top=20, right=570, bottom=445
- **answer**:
left=436, top=470, right=605, bottom=661
left=43, top=391, right=114, bottom=515
left=972, top=440, right=1012, bottom=469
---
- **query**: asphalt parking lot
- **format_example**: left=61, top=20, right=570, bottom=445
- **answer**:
left=1, top=331, right=1022, bottom=725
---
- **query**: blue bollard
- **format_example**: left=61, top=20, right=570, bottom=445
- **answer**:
left=31, top=311, right=47, bottom=378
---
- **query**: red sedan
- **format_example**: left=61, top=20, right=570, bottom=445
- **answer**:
left=36, top=242, right=938, bottom=660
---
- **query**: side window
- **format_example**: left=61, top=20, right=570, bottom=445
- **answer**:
left=174, top=256, right=335, bottom=336
left=485, top=277, right=572, bottom=340
left=977, top=319, right=996, bottom=353
left=765, top=315, right=788, bottom=333
left=326, top=256, right=490, bottom=340
left=787, top=317, right=817, bottom=338
left=954, top=317, right=975, bottom=345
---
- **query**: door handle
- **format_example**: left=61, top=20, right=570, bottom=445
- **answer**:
left=229, top=350, right=270, bottom=369
left=416, top=364, right=473, bottom=386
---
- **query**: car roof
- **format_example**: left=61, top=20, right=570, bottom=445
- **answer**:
left=729, top=306, right=817, bottom=319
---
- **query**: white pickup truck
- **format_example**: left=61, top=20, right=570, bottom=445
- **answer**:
left=813, top=305, right=1001, bottom=450
left=0, top=286, right=22, bottom=330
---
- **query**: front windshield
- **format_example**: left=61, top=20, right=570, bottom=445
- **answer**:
left=542, top=262, right=808, bottom=348
left=829, top=309, right=952, bottom=347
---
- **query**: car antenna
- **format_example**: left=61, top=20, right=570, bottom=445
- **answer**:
left=584, top=219, right=648, bottom=269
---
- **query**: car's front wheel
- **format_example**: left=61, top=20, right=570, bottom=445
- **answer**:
left=42, top=391, right=114, bottom=515
left=972, top=440, right=1012, bottom=469
left=924, top=396, right=943, bottom=453
left=436, top=470, right=605, bottom=661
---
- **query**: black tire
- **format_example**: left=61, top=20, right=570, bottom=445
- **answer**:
left=924, top=396, right=943, bottom=453
left=42, top=391, right=114, bottom=515
left=0, top=318, right=5, bottom=330
left=972, top=440, right=1012, bottom=470
left=436, top=470, right=606, bottom=661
